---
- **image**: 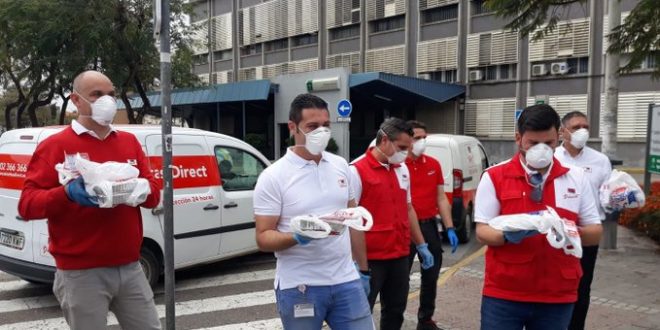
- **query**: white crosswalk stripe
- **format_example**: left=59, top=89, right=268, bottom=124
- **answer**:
left=0, top=266, right=427, bottom=329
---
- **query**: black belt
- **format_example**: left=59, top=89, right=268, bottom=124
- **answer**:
left=419, top=217, right=437, bottom=223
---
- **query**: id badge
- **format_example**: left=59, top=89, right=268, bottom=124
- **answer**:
left=293, top=303, right=315, bottom=318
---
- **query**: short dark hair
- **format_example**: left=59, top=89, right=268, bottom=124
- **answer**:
left=407, top=120, right=427, bottom=131
left=376, top=117, right=414, bottom=144
left=289, top=94, right=329, bottom=124
left=517, top=104, right=561, bottom=135
left=561, top=111, right=587, bottom=127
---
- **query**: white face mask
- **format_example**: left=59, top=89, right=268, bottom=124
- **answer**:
left=523, top=143, right=554, bottom=170
left=299, top=126, right=331, bottom=155
left=412, top=138, right=426, bottom=156
left=569, top=128, right=589, bottom=149
left=77, top=93, right=118, bottom=126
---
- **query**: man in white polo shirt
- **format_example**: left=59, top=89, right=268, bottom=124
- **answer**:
left=554, top=111, right=612, bottom=330
left=253, top=94, right=373, bottom=330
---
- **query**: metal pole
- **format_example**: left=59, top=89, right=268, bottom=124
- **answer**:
left=644, top=104, right=654, bottom=197
left=242, top=101, right=246, bottom=139
left=158, top=0, right=175, bottom=328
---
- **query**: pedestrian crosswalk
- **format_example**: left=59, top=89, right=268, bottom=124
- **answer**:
left=0, top=263, right=425, bottom=329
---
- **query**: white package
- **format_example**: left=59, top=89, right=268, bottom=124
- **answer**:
left=488, top=206, right=582, bottom=258
left=54, top=154, right=151, bottom=208
left=290, top=207, right=374, bottom=239
left=599, top=169, right=645, bottom=213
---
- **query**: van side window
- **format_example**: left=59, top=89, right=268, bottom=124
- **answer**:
left=478, top=145, right=489, bottom=170
left=214, top=146, right=266, bottom=191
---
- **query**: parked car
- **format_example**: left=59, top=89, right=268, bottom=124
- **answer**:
left=0, top=125, right=269, bottom=286
left=368, top=134, right=489, bottom=243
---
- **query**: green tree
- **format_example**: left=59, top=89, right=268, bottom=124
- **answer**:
left=0, top=0, right=198, bottom=128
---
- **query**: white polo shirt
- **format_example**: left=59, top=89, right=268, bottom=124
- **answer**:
left=253, top=149, right=358, bottom=290
left=555, top=145, right=612, bottom=220
left=71, top=120, right=116, bottom=140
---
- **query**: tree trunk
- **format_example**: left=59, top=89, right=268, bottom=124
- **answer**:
left=121, top=90, right=137, bottom=124
left=26, top=90, right=55, bottom=127
left=4, top=100, right=20, bottom=131
left=134, top=75, right=151, bottom=124
left=58, top=87, right=69, bottom=125
left=602, top=0, right=620, bottom=159
left=15, top=103, right=27, bottom=128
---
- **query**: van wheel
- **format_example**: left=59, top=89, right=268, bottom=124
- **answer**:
left=139, top=247, right=161, bottom=287
left=456, top=206, right=472, bottom=244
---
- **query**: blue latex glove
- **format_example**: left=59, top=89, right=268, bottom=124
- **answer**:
left=354, top=263, right=371, bottom=296
left=416, top=243, right=434, bottom=270
left=292, top=233, right=312, bottom=246
left=503, top=230, right=539, bottom=244
left=65, top=177, right=98, bottom=207
left=447, top=228, right=459, bottom=253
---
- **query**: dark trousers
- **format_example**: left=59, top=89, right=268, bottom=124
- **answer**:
left=408, top=219, right=444, bottom=322
left=568, top=245, right=599, bottom=330
left=368, top=256, right=410, bottom=330
left=481, top=296, right=574, bottom=330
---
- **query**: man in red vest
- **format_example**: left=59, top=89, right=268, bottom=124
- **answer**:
left=406, top=120, right=459, bottom=330
left=350, top=118, right=434, bottom=330
left=474, top=104, right=602, bottom=330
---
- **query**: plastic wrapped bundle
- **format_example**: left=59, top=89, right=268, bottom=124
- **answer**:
left=599, top=169, right=645, bottom=213
left=488, top=206, right=582, bottom=258
left=290, top=207, right=374, bottom=239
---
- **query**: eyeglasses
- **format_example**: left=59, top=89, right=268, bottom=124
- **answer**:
left=529, top=172, right=544, bottom=203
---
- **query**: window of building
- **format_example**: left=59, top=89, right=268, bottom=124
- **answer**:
left=240, top=44, right=262, bottom=56
left=264, top=38, right=288, bottom=52
left=352, top=0, right=359, bottom=9
left=330, top=24, right=360, bottom=41
left=214, top=146, right=266, bottom=191
left=471, top=0, right=492, bottom=15
left=566, top=57, right=589, bottom=74
left=485, top=66, right=497, bottom=80
left=194, top=54, right=209, bottom=65
left=214, top=49, right=232, bottom=61
left=499, top=64, right=510, bottom=79
left=372, top=15, right=405, bottom=33
left=441, top=69, right=457, bottom=83
left=421, top=4, right=458, bottom=24
left=642, top=53, right=658, bottom=69
left=292, top=33, right=318, bottom=47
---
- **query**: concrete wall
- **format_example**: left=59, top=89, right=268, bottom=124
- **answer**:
left=470, top=82, right=517, bottom=99
left=272, top=67, right=352, bottom=160
left=420, top=21, right=458, bottom=41
left=369, top=30, right=405, bottom=48
left=265, top=51, right=288, bottom=65
left=329, top=38, right=360, bottom=55
left=291, top=45, right=318, bottom=61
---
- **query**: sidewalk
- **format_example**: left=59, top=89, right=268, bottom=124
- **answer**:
left=398, top=225, right=660, bottom=330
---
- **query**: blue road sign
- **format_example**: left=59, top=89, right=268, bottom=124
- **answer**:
left=337, top=99, right=352, bottom=117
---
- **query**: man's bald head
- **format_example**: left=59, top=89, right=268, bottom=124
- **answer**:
left=73, top=71, right=114, bottom=94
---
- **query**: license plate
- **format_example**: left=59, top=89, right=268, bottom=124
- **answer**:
left=0, top=231, right=25, bottom=250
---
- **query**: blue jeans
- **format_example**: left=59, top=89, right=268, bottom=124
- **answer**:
left=275, top=279, right=374, bottom=330
left=481, top=296, right=574, bottom=330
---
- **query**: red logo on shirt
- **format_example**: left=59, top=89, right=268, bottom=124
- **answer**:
left=338, top=177, right=347, bottom=188
left=568, top=188, right=576, bottom=193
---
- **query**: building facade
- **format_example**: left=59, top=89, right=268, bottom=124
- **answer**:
left=189, top=0, right=659, bottom=166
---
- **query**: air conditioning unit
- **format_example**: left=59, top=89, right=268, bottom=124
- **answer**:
left=469, top=70, right=484, bottom=81
left=550, top=62, right=569, bottom=75
left=531, top=64, right=548, bottom=76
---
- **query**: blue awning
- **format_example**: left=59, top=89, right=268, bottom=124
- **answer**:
left=349, top=72, right=465, bottom=103
left=117, top=79, right=272, bottom=109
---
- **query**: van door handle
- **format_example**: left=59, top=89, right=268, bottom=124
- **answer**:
left=223, top=202, right=238, bottom=209
left=15, top=216, right=25, bottom=221
left=204, top=204, right=220, bottom=211
left=151, top=207, right=163, bottom=216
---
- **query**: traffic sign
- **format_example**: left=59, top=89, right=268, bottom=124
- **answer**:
left=337, top=99, right=352, bottom=118
left=647, top=104, right=660, bottom=174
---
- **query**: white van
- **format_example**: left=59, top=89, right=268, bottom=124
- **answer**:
left=423, top=134, right=489, bottom=243
left=0, top=125, right=269, bottom=286
left=367, top=134, right=489, bottom=243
